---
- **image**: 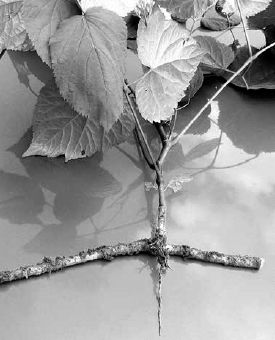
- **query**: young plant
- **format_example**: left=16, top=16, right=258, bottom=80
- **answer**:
left=0, top=0, right=274, bottom=334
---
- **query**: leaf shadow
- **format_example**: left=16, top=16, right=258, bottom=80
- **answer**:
left=8, top=50, right=52, bottom=91
left=0, top=170, right=44, bottom=225
left=218, top=84, right=275, bottom=154
left=3, top=129, right=124, bottom=255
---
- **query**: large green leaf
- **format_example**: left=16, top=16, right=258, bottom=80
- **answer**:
left=23, top=79, right=135, bottom=161
left=157, top=0, right=215, bottom=20
left=0, top=0, right=30, bottom=53
left=50, top=7, right=127, bottom=131
left=195, top=35, right=234, bottom=70
left=135, top=6, right=203, bottom=122
left=23, top=0, right=79, bottom=65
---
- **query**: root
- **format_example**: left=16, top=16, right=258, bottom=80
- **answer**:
left=0, top=240, right=263, bottom=284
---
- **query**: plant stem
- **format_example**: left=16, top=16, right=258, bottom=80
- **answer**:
left=236, top=0, right=252, bottom=58
left=134, top=128, right=155, bottom=170
left=124, top=83, right=159, bottom=173
left=154, top=123, right=167, bottom=147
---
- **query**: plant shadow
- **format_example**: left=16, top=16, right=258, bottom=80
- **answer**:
left=0, top=129, right=124, bottom=256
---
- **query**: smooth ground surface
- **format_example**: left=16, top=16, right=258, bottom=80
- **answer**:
left=0, top=49, right=275, bottom=340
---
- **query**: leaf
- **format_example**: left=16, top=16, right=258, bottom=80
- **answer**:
left=157, top=0, right=215, bottom=20
left=50, top=7, right=127, bottom=131
left=181, top=67, right=204, bottom=102
left=23, top=0, right=79, bottom=65
left=0, top=0, right=29, bottom=52
left=166, top=176, right=193, bottom=192
left=201, top=6, right=241, bottom=31
left=248, top=0, right=275, bottom=28
left=135, top=6, right=203, bottom=122
left=221, top=46, right=275, bottom=89
left=195, top=35, right=234, bottom=70
left=184, top=138, right=221, bottom=162
left=215, top=0, right=271, bottom=18
left=79, top=0, right=139, bottom=16
left=11, top=130, right=122, bottom=200
left=23, top=79, right=135, bottom=161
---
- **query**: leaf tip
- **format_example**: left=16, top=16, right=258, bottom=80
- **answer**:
left=22, top=147, right=35, bottom=158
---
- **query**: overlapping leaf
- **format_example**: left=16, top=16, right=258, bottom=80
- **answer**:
left=136, top=6, right=203, bottom=122
left=157, top=0, right=215, bottom=20
left=181, top=67, right=204, bottom=102
left=216, top=0, right=271, bottom=18
left=195, top=35, right=234, bottom=70
left=80, top=0, right=139, bottom=16
left=234, top=0, right=271, bottom=17
left=201, top=6, right=241, bottom=31
left=0, top=0, right=29, bottom=53
left=23, top=79, right=135, bottom=161
left=23, top=0, right=79, bottom=65
left=242, top=0, right=272, bottom=17
left=50, top=7, right=127, bottom=131
left=248, top=0, right=275, bottom=28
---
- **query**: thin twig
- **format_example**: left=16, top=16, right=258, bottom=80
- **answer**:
left=209, top=131, right=223, bottom=167
left=236, top=0, right=252, bottom=58
left=171, top=42, right=275, bottom=145
left=176, top=99, right=190, bottom=111
left=184, top=155, right=258, bottom=176
left=168, top=110, right=177, bottom=140
left=235, top=0, right=253, bottom=87
left=123, top=83, right=159, bottom=173
left=134, top=128, right=155, bottom=169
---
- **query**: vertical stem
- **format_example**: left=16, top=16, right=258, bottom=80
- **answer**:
left=154, top=123, right=167, bottom=147
left=236, top=0, right=252, bottom=58
left=134, top=128, right=154, bottom=170
left=123, top=83, right=160, bottom=174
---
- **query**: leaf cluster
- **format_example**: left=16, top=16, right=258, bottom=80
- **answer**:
left=0, top=0, right=273, bottom=160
